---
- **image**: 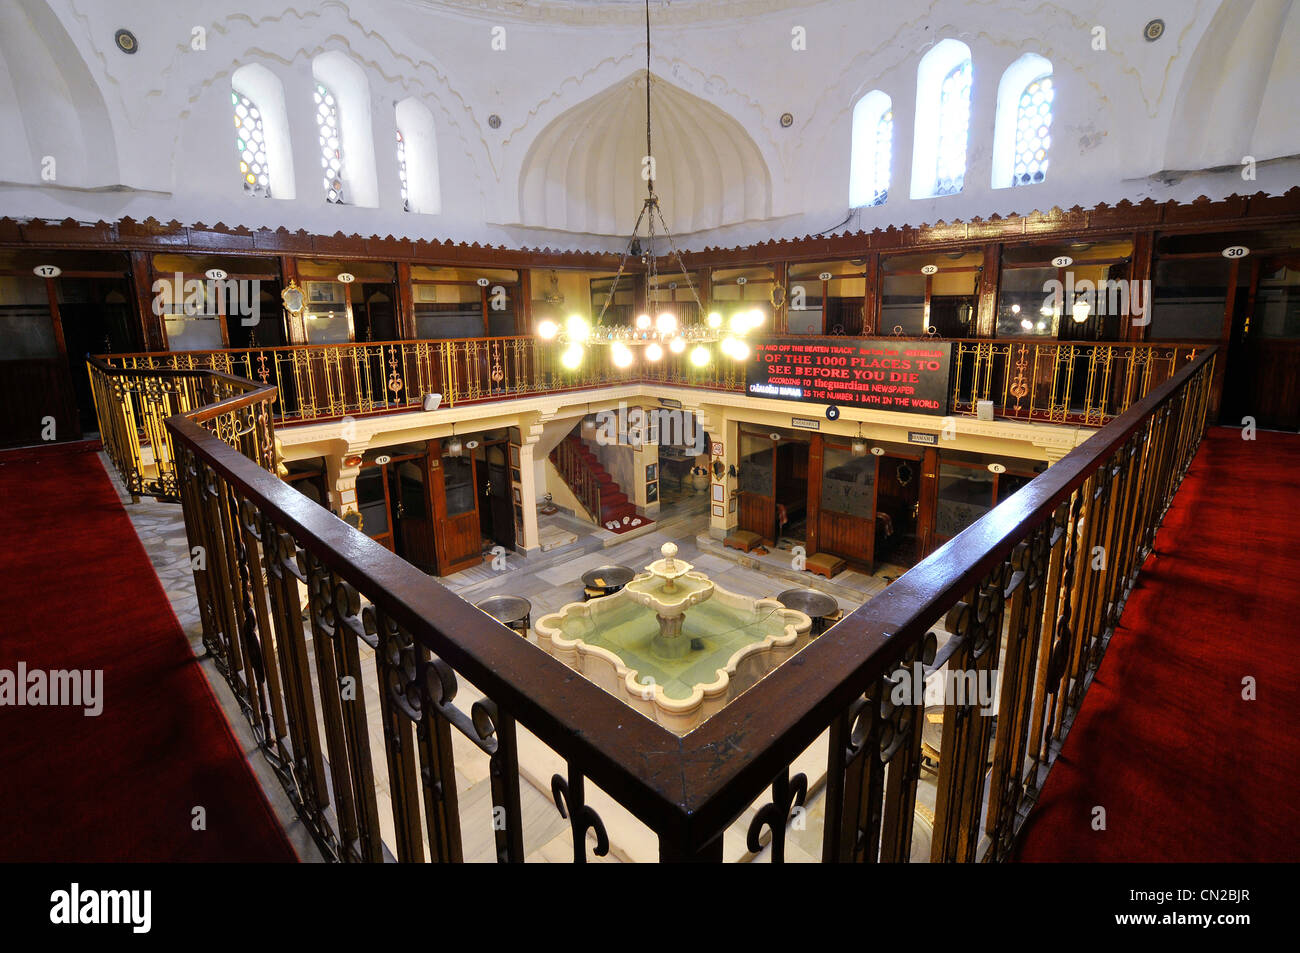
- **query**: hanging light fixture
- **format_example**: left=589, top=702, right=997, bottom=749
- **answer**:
left=446, top=435, right=463, bottom=457
left=851, top=421, right=868, bottom=457
left=542, top=0, right=752, bottom=365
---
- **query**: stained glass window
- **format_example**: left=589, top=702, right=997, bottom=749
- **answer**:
left=1013, top=75, right=1053, bottom=186
left=315, top=82, right=344, bottom=204
left=935, top=59, right=972, bottom=195
left=232, top=89, right=270, bottom=198
left=869, top=110, right=893, bottom=206
left=396, top=128, right=410, bottom=212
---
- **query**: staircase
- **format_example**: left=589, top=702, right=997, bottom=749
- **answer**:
left=550, top=435, right=639, bottom=527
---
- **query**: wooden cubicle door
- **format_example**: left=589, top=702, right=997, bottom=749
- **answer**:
left=428, top=438, right=482, bottom=575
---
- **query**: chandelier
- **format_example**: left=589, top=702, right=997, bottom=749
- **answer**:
left=533, top=0, right=763, bottom=370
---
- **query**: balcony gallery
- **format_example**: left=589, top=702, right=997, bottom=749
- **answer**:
left=0, top=0, right=1297, bottom=898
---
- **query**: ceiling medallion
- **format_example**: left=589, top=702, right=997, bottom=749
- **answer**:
left=1143, top=19, right=1165, bottom=42
left=114, top=29, right=138, bottom=54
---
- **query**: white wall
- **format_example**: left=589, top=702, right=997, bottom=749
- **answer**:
left=1, top=0, right=1298, bottom=253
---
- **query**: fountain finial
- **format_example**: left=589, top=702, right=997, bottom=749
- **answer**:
left=661, top=541, right=678, bottom=570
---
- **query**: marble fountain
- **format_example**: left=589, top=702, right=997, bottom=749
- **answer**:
left=535, top=543, right=812, bottom=734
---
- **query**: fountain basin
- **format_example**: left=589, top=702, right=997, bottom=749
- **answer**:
left=535, top=575, right=811, bottom=734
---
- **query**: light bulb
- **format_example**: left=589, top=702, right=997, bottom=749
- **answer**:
left=655, top=312, right=677, bottom=335
left=565, top=315, right=589, bottom=341
left=707, top=311, right=723, bottom=329
left=1020, top=318, right=1034, bottom=331
left=669, top=337, right=686, bottom=354
left=690, top=345, right=711, bottom=367
left=729, top=313, right=749, bottom=334
left=561, top=343, right=584, bottom=369
left=747, top=309, right=765, bottom=330
left=1071, top=300, right=1090, bottom=323
left=728, top=339, right=750, bottom=360
left=635, top=313, right=652, bottom=331
left=612, top=342, right=634, bottom=368
left=646, top=342, right=664, bottom=362
left=1010, top=303, right=1021, bottom=314
left=537, top=319, right=558, bottom=340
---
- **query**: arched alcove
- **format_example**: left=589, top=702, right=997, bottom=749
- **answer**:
left=0, top=0, right=118, bottom=188
left=517, top=72, right=770, bottom=235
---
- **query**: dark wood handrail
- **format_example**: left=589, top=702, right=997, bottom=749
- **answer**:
left=161, top=341, right=1214, bottom=853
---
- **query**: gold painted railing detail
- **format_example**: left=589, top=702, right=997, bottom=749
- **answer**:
left=951, top=341, right=1201, bottom=425
left=88, top=356, right=277, bottom=502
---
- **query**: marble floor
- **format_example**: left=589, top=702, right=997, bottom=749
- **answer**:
left=105, top=453, right=946, bottom=863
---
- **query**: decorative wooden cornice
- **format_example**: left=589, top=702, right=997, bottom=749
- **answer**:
left=677, top=188, right=1300, bottom=267
left=2, top=188, right=1298, bottom=270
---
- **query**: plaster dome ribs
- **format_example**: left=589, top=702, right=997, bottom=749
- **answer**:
left=517, top=72, right=771, bottom=237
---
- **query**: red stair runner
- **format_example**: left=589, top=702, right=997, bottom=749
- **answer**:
left=553, top=435, right=652, bottom=533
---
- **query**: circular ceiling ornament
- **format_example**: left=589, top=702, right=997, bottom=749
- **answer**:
left=1143, top=19, right=1165, bottom=42
left=114, top=29, right=138, bottom=54
left=487, top=114, right=502, bottom=129
left=779, top=112, right=794, bottom=128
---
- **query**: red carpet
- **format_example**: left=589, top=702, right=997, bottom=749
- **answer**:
left=1015, top=426, right=1300, bottom=862
left=0, top=442, right=297, bottom=862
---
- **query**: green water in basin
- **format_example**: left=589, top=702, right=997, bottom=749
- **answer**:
left=557, top=599, right=791, bottom=700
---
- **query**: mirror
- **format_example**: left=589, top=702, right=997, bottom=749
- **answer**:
left=711, top=459, right=725, bottom=480
left=281, top=279, right=305, bottom=317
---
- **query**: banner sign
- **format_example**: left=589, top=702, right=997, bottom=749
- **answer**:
left=746, top=338, right=952, bottom=415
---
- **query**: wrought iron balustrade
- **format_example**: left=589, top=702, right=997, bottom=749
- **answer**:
left=99, top=337, right=1195, bottom=436
left=156, top=336, right=1214, bottom=862
left=87, top=355, right=277, bottom=502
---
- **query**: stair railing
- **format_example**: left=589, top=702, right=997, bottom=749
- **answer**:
left=550, top=438, right=602, bottom=523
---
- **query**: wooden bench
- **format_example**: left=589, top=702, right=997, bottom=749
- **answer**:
left=805, top=552, right=846, bottom=579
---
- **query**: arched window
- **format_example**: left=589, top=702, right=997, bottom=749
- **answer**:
left=315, top=82, right=344, bottom=204
left=849, top=90, right=892, bottom=207
left=232, top=89, right=271, bottom=197
left=311, top=52, right=378, bottom=207
left=230, top=64, right=294, bottom=200
left=993, top=54, right=1054, bottom=189
left=910, top=39, right=973, bottom=199
left=934, top=59, right=972, bottom=194
left=394, top=97, right=442, bottom=214
left=396, top=129, right=410, bottom=211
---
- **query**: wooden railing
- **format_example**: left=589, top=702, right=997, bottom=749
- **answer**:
left=102, top=337, right=1195, bottom=435
left=88, top=355, right=277, bottom=501
left=159, top=338, right=1215, bottom=861
left=550, top=437, right=603, bottom=523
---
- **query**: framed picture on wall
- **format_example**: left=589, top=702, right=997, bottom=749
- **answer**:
left=729, top=497, right=736, bottom=513
left=646, top=481, right=659, bottom=504
left=509, top=445, right=520, bottom=469
left=645, top=462, right=657, bottom=483
left=711, top=441, right=724, bottom=456
left=512, top=486, right=522, bottom=505
left=712, top=503, right=724, bottom=518
left=712, top=483, right=725, bottom=503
